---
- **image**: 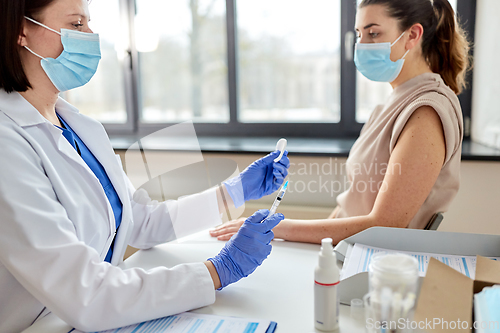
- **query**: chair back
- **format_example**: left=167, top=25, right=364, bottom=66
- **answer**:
left=424, top=212, right=444, bottom=230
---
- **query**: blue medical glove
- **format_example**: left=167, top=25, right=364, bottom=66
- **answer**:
left=208, top=209, right=284, bottom=290
left=223, top=150, right=290, bottom=207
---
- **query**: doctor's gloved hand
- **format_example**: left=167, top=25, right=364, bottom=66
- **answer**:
left=208, top=209, right=283, bottom=290
left=223, top=150, right=290, bottom=207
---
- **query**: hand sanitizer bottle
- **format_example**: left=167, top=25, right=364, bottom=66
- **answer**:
left=314, top=238, right=340, bottom=331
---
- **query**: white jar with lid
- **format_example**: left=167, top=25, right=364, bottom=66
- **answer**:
left=369, top=253, right=419, bottom=300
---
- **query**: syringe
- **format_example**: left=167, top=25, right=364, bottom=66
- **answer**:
left=269, top=180, right=289, bottom=215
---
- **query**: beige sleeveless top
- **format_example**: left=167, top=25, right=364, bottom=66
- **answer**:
left=336, top=73, right=463, bottom=229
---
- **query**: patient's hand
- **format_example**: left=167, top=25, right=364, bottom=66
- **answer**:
left=210, top=218, right=246, bottom=241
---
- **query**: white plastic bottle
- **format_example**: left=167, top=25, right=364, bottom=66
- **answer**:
left=314, top=238, right=340, bottom=331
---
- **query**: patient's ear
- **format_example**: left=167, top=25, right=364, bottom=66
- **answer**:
left=405, top=23, right=424, bottom=51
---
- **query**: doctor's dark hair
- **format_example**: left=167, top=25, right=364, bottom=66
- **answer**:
left=359, top=0, right=471, bottom=95
left=0, top=0, right=56, bottom=93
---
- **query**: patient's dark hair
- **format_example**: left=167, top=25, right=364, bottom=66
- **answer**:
left=359, top=0, right=471, bottom=95
left=0, top=0, right=55, bottom=93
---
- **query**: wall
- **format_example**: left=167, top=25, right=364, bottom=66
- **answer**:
left=118, top=151, right=500, bottom=235
left=439, top=161, right=500, bottom=235
left=471, top=0, right=500, bottom=149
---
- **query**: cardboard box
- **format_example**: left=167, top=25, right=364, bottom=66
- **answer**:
left=413, top=256, right=500, bottom=332
left=334, top=227, right=500, bottom=305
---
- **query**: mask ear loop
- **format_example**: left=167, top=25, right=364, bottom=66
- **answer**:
left=390, top=31, right=406, bottom=47
left=391, top=31, right=410, bottom=60
left=23, top=16, right=62, bottom=60
left=24, top=16, right=62, bottom=36
left=24, top=46, right=44, bottom=60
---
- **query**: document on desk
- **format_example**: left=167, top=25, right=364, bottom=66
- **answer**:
left=340, top=243, right=500, bottom=280
left=73, top=312, right=276, bottom=333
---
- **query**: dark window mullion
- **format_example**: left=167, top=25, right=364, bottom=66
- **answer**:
left=457, top=0, right=476, bottom=139
left=340, top=0, right=361, bottom=136
left=129, top=0, right=142, bottom=133
left=226, top=0, right=239, bottom=124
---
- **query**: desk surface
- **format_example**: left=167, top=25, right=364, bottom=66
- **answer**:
left=23, top=231, right=366, bottom=333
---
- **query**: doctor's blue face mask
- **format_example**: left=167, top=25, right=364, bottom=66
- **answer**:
left=354, top=31, right=410, bottom=83
left=23, top=16, right=101, bottom=92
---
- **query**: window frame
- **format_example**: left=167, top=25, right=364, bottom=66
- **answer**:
left=456, top=0, right=476, bottom=139
left=104, top=0, right=475, bottom=140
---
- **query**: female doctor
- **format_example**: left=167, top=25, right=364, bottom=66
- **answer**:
left=0, top=0, right=290, bottom=332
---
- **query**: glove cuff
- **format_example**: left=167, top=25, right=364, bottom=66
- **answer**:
left=207, top=257, right=227, bottom=290
left=223, top=176, right=245, bottom=208
left=208, top=253, right=243, bottom=290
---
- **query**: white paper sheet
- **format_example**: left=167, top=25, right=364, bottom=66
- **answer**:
left=340, top=243, right=500, bottom=281
left=72, top=312, right=273, bottom=333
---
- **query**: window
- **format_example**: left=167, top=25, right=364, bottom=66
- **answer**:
left=62, top=0, right=127, bottom=124
left=83, top=0, right=474, bottom=139
left=237, top=0, right=341, bottom=123
left=471, top=0, right=500, bottom=149
left=135, top=0, right=229, bottom=123
left=449, top=0, right=458, bottom=11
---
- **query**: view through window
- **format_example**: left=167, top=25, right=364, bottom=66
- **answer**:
left=62, top=0, right=127, bottom=124
left=72, top=0, right=471, bottom=138
left=237, top=0, right=341, bottom=123
left=136, top=0, right=229, bottom=123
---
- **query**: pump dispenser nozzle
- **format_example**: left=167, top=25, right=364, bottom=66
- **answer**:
left=321, top=238, right=334, bottom=255
left=318, top=238, right=337, bottom=269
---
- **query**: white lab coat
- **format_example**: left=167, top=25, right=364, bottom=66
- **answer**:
left=0, top=90, right=222, bottom=333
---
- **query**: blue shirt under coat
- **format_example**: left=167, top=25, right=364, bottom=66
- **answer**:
left=55, top=114, right=122, bottom=263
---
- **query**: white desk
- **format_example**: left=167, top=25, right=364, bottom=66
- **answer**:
left=23, top=231, right=366, bottom=333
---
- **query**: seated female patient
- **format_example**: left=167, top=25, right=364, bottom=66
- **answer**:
left=211, top=0, right=470, bottom=244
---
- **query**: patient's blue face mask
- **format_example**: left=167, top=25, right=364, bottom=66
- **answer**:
left=23, top=16, right=101, bottom=92
left=354, top=31, right=410, bottom=83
